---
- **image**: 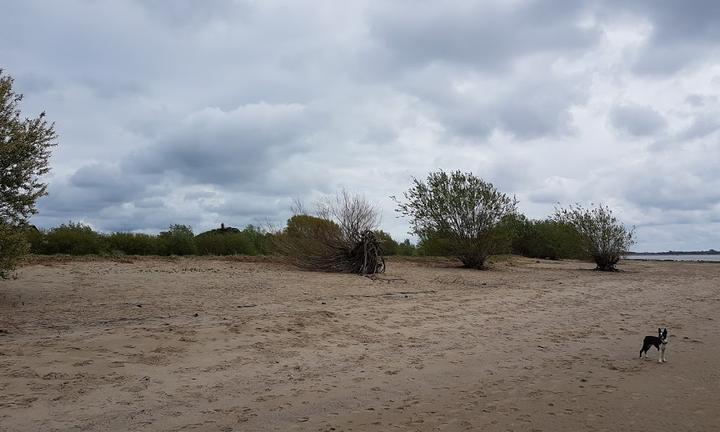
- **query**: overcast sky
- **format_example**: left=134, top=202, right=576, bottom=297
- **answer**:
left=2, top=0, right=719, bottom=251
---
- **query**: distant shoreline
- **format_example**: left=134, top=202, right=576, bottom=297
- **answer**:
left=626, top=250, right=719, bottom=256
left=624, top=254, right=720, bottom=263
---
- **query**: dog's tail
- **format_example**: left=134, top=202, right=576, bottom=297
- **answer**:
left=639, top=348, right=644, bottom=358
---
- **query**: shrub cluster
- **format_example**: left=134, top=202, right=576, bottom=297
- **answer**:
left=409, top=215, right=586, bottom=260
left=394, top=171, right=634, bottom=271
left=195, top=225, right=270, bottom=256
left=505, top=215, right=586, bottom=260
left=25, top=223, right=272, bottom=256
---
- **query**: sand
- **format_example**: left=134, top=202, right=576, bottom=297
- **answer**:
left=1, top=256, right=719, bottom=431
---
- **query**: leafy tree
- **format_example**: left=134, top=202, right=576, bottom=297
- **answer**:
left=1, top=70, right=57, bottom=277
left=554, top=203, right=635, bottom=271
left=395, top=170, right=517, bottom=269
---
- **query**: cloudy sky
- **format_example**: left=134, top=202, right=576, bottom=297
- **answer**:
left=2, top=0, right=719, bottom=251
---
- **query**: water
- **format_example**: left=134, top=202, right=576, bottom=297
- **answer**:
left=625, top=254, right=720, bottom=262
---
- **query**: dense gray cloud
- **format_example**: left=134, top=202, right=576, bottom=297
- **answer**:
left=40, top=164, right=146, bottom=215
left=609, top=103, right=666, bottom=137
left=126, top=103, right=310, bottom=186
left=2, top=0, right=719, bottom=251
left=601, top=0, right=720, bottom=74
left=367, top=0, right=599, bottom=71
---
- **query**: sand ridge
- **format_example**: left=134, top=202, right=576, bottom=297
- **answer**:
left=1, top=257, right=719, bottom=431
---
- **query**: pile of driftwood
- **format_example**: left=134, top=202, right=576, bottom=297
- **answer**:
left=345, top=230, right=386, bottom=274
left=275, top=192, right=385, bottom=276
left=276, top=225, right=385, bottom=275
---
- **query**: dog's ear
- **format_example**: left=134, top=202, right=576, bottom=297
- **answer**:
left=658, top=328, right=661, bottom=334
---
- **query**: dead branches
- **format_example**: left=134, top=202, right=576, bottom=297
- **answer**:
left=275, top=192, right=386, bottom=275
left=276, top=226, right=385, bottom=275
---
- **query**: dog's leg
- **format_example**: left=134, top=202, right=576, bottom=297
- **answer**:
left=640, top=342, right=650, bottom=359
left=661, top=345, right=667, bottom=362
left=658, top=345, right=664, bottom=363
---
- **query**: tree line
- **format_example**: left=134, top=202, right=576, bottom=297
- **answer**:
left=17, top=199, right=633, bottom=272
left=22, top=223, right=272, bottom=257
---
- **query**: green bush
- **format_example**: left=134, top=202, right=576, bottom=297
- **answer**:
left=158, top=224, right=197, bottom=256
left=284, top=215, right=341, bottom=240
left=412, top=213, right=585, bottom=261
left=509, top=218, right=585, bottom=260
left=241, top=225, right=272, bottom=255
left=194, top=225, right=272, bottom=256
left=24, top=226, right=46, bottom=254
left=41, top=222, right=107, bottom=255
left=195, top=232, right=255, bottom=255
left=107, top=232, right=160, bottom=255
left=19, top=223, right=278, bottom=257
left=273, top=214, right=343, bottom=266
left=533, top=220, right=585, bottom=260
left=396, top=239, right=417, bottom=256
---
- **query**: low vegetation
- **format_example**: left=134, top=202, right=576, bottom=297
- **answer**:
left=18, top=202, right=630, bottom=273
left=506, top=215, right=586, bottom=260
left=24, top=223, right=273, bottom=257
left=18, top=205, right=632, bottom=275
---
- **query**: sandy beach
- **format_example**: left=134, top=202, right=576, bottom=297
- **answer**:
left=1, top=256, right=718, bottom=431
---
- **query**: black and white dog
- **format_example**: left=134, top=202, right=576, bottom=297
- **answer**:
left=639, top=328, right=668, bottom=363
